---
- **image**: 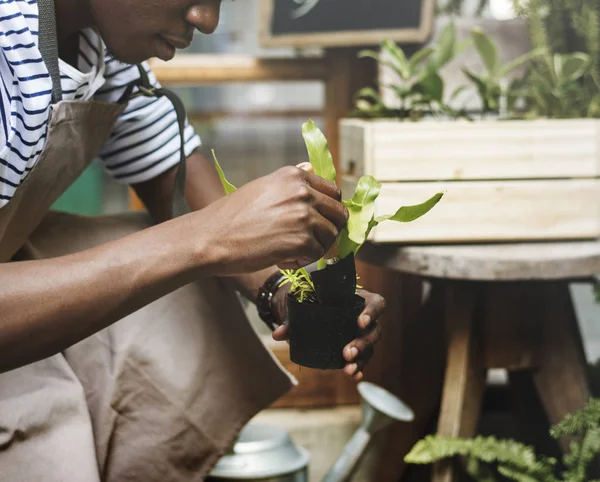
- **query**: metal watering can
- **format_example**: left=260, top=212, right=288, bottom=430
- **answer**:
left=207, top=382, right=414, bottom=482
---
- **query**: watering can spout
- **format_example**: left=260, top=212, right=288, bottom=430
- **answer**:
left=321, top=382, right=414, bottom=482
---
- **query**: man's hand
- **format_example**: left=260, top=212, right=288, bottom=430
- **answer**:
left=271, top=287, right=384, bottom=381
left=191, top=165, right=349, bottom=275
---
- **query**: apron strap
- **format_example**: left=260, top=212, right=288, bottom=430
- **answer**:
left=39, top=0, right=187, bottom=218
left=118, top=65, right=190, bottom=218
left=38, top=0, right=63, bottom=104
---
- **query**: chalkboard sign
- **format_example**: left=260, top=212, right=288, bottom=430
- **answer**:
left=259, top=0, right=434, bottom=48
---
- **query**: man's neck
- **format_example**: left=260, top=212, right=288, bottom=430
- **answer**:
left=54, top=0, right=94, bottom=42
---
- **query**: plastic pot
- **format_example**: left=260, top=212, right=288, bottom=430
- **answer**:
left=287, top=294, right=365, bottom=370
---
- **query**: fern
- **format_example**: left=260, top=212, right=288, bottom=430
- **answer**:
left=562, top=429, right=600, bottom=482
left=551, top=398, right=600, bottom=438
left=405, top=398, right=600, bottom=482
left=406, top=435, right=559, bottom=482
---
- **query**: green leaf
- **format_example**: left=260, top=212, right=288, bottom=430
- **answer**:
left=301, top=119, right=337, bottom=184
left=344, top=175, right=382, bottom=244
left=408, top=46, right=436, bottom=72
left=212, top=149, right=237, bottom=194
left=498, top=48, right=544, bottom=77
left=375, top=193, right=443, bottom=224
left=382, top=39, right=410, bottom=79
left=357, top=49, right=380, bottom=61
left=462, top=67, right=490, bottom=104
left=434, top=22, right=457, bottom=69
left=450, top=85, right=469, bottom=102
left=337, top=227, right=359, bottom=261
left=471, top=28, right=499, bottom=73
left=588, top=94, right=600, bottom=118
left=416, top=73, right=444, bottom=102
left=336, top=176, right=382, bottom=260
left=558, top=53, right=591, bottom=84
left=355, top=87, right=382, bottom=103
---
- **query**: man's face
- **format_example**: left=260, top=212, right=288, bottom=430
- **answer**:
left=90, top=0, right=222, bottom=64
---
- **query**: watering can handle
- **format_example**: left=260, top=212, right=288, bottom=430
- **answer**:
left=321, top=427, right=371, bottom=482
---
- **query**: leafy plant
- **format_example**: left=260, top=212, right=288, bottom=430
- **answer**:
left=463, top=28, right=543, bottom=116
left=521, top=51, right=594, bottom=118
left=512, top=0, right=600, bottom=118
left=212, top=120, right=443, bottom=304
left=279, top=268, right=316, bottom=303
left=353, top=23, right=470, bottom=121
left=405, top=397, right=600, bottom=482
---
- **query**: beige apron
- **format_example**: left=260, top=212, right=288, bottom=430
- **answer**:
left=0, top=5, right=295, bottom=480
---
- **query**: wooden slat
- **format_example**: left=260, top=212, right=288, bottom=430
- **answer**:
left=342, top=177, right=600, bottom=243
left=186, top=109, right=322, bottom=122
left=148, top=54, right=329, bottom=85
left=339, top=119, right=600, bottom=182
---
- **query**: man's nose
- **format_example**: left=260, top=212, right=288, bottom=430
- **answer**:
left=186, top=1, right=221, bottom=35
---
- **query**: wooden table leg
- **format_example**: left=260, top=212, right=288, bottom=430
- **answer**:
left=359, top=264, right=446, bottom=482
left=530, top=282, right=591, bottom=451
left=433, top=283, right=487, bottom=482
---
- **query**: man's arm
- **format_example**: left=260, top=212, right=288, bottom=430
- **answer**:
left=0, top=156, right=346, bottom=373
left=132, top=149, right=280, bottom=305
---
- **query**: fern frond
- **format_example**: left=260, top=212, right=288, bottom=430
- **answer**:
left=497, top=465, right=546, bottom=482
left=550, top=398, right=600, bottom=438
left=562, top=427, right=600, bottom=482
left=405, top=435, right=558, bottom=481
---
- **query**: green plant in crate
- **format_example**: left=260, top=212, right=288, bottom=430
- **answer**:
left=405, top=397, right=600, bottom=482
left=352, top=23, right=471, bottom=121
left=211, top=120, right=443, bottom=303
left=512, top=0, right=600, bottom=118
left=462, top=28, right=543, bottom=117
left=524, top=51, right=593, bottom=118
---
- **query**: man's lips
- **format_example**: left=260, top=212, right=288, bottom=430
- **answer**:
left=162, top=36, right=192, bottom=49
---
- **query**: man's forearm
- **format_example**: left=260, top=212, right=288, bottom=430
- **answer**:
left=0, top=215, right=218, bottom=373
left=133, top=150, right=279, bottom=304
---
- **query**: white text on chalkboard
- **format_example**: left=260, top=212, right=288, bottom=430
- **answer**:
left=292, top=0, right=321, bottom=18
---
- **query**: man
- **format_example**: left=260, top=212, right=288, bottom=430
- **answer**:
left=0, top=0, right=385, bottom=480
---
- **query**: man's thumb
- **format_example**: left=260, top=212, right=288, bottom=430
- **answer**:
left=296, top=162, right=314, bottom=174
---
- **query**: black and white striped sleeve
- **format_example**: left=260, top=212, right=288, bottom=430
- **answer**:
left=96, top=60, right=201, bottom=184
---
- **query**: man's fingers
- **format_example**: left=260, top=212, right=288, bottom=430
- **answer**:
left=272, top=323, right=289, bottom=342
left=343, top=321, right=381, bottom=362
left=358, top=291, right=386, bottom=329
left=297, top=167, right=342, bottom=201
left=311, top=190, right=349, bottom=232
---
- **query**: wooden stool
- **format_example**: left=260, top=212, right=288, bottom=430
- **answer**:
left=359, top=240, right=599, bottom=482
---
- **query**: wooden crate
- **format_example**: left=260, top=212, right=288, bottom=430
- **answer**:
left=339, top=118, right=600, bottom=243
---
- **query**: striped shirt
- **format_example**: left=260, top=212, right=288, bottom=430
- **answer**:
left=0, top=0, right=201, bottom=206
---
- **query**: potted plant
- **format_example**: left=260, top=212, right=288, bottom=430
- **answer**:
left=212, top=120, right=442, bottom=369
left=339, top=14, right=600, bottom=244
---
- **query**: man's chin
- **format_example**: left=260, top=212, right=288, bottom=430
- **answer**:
left=104, top=44, right=150, bottom=66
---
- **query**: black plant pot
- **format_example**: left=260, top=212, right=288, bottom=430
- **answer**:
left=287, top=293, right=365, bottom=370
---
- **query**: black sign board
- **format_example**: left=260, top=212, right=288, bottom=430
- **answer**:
left=259, top=0, right=434, bottom=48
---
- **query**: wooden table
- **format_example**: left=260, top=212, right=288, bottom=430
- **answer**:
left=359, top=240, right=599, bottom=482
